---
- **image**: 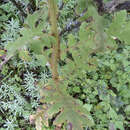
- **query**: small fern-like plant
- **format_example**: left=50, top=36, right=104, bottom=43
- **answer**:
left=4, top=0, right=130, bottom=129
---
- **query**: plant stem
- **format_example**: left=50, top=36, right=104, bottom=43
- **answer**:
left=48, top=0, right=60, bottom=81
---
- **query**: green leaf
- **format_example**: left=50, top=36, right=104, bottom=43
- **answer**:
left=19, top=50, right=32, bottom=62
left=107, top=10, right=130, bottom=45
left=6, top=37, right=29, bottom=56
left=108, top=10, right=127, bottom=35
left=124, top=105, right=130, bottom=116
left=108, top=107, right=118, bottom=120
left=83, top=104, right=92, bottom=112
left=29, top=39, right=44, bottom=54
left=119, top=22, right=130, bottom=45
left=73, top=86, right=81, bottom=93
left=115, top=121, right=124, bottom=130
left=79, top=22, right=89, bottom=43
left=68, top=34, right=76, bottom=47
left=76, top=0, right=88, bottom=14
left=35, top=54, right=47, bottom=67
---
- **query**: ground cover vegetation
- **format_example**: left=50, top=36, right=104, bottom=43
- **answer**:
left=0, top=0, right=130, bottom=130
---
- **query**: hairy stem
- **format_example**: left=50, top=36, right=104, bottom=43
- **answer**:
left=48, top=0, right=60, bottom=81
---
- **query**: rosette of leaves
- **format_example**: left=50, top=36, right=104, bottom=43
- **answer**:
left=37, top=80, right=94, bottom=130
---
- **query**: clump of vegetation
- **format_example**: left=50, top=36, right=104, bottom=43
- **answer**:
left=67, top=42, right=130, bottom=129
